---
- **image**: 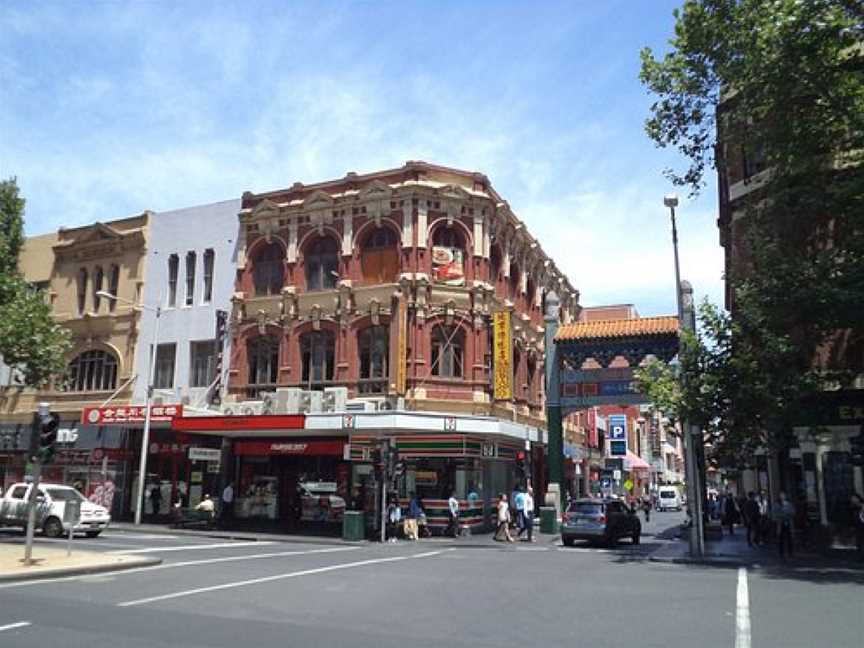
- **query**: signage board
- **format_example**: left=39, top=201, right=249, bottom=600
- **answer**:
left=172, top=414, right=304, bottom=431
left=234, top=440, right=345, bottom=456
left=623, top=479, right=634, bottom=491
left=188, top=447, right=221, bottom=462
left=613, top=470, right=622, bottom=481
left=492, top=310, right=513, bottom=400
left=82, top=405, right=183, bottom=426
left=444, top=417, right=457, bottom=432
left=608, top=415, right=627, bottom=441
left=610, top=440, right=627, bottom=457
left=396, top=298, right=408, bottom=395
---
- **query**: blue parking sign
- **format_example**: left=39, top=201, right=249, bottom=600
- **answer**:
left=608, top=414, right=627, bottom=440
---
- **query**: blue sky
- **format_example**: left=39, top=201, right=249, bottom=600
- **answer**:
left=0, top=1, right=724, bottom=316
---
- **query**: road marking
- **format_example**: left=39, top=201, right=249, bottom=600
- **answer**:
left=107, top=540, right=275, bottom=554
left=0, top=621, right=31, bottom=632
left=0, top=546, right=358, bottom=589
left=735, top=567, right=751, bottom=648
left=117, top=550, right=448, bottom=607
left=102, top=533, right=179, bottom=540
left=0, top=538, right=143, bottom=550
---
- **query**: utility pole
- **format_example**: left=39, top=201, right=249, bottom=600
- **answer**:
left=544, top=291, right=564, bottom=514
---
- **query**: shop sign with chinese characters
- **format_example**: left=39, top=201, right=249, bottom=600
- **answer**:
left=82, top=405, right=183, bottom=426
left=492, top=310, right=513, bottom=401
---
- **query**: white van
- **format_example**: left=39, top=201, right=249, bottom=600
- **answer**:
left=656, top=487, right=682, bottom=512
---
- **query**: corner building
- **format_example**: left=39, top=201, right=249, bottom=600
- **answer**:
left=224, top=161, right=579, bottom=532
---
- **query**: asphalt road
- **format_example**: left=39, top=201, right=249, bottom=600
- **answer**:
left=0, top=511, right=861, bottom=648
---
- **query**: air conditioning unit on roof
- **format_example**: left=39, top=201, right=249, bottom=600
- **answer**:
left=275, top=388, right=303, bottom=414
left=301, top=391, right=324, bottom=413
left=239, top=401, right=263, bottom=416
left=345, top=399, right=376, bottom=412
left=323, top=387, right=348, bottom=412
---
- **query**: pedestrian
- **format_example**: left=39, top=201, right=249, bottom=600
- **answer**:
left=220, top=481, right=234, bottom=527
left=722, top=490, right=738, bottom=536
left=416, top=495, right=431, bottom=538
left=756, top=490, right=770, bottom=544
left=742, top=492, right=760, bottom=547
left=641, top=496, right=651, bottom=524
left=773, top=491, right=795, bottom=560
left=514, top=485, right=527, bottom=538
left=149, top=485, right=162, bottom=517
left=195, top=493, right=215, bottom=520
left=387, top=495, right=402, bottom=543
left=447, top=491, right=460, bottom=538
left=523, top=486, right=535, bottom=542
left=850, top=493, right=864, bottom=562
left=495, top=493, right=514, bottom=542
left=511, top=485, right=523, bottom=532
left=405, top=492, right=421, bottom=541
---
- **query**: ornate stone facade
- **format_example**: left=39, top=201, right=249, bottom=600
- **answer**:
left=228, top=161, right=580, bottom=426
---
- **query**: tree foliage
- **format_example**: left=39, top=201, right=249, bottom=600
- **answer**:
left=0, top=179, right=70, bottom=388
left=639, top=1, right=864, bottom=453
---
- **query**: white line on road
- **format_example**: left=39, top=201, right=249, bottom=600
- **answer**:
left=102, top=533, right=179, bottom=540
left=0, top=546, right=358, bottom=590
left=107, top=540, right=275, bottom=554
left=735, top=567, right=751, bottom=648
left=117, top=549, right=448, bottom=607
left=0, top=621, right=31, bottom=632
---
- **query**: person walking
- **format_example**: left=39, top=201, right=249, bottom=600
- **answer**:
left=387, top=495, right=402, bottom=543
left=405, top=492, right=422, bottom=541
left=495, top=493, right=514, bottom=542
left=722, top=490, right=738, bottom=536
left=641, top=496, right=651, bottom=524
left=523, top=487, right=535, bottom=542
left=851, top=493, right=864, bottom=562
left=149, top=485, right=163, bottom=517
left=742, top=492, right=760, bottom=547
left=447, top=492, right=460, bottom=538
left=514, top=485, right=527, bottom=538
left=773, top=491, right=795, bottom=560
left=756, top=490, right=769, bottom=544
left=220, top=481, right=234, bottom=527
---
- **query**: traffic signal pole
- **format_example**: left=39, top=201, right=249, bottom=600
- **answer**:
left=24, top=402, right=53, bottom=566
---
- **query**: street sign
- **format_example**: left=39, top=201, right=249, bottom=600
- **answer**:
left=188, top=447, right=221, bottom=462
left=444, top=417, right=457, bottom=431
left=623, top=479, right=634, bottom=491
left=610, top=440, right=627, bottom=456
left=608, top=415, right=627, bottom=440
left=613, top=470, right=622, bottom=481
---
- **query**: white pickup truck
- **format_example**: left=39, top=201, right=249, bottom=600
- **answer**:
left=0, top=482, right=111, bottom=538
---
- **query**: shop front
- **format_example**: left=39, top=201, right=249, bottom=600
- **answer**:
left=232, top=438, right=350, bottom=530
left=349, top=433, right=525, bottom=533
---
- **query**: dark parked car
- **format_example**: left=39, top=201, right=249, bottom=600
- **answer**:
left=561, top=498, right=641, bottom=547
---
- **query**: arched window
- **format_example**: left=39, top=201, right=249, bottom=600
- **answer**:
left=247, top=336, right=279, bottom=397
left=527, top=355, right=538, bottom=402
left=167, top=254, right=179, bottom=307
left=107, top=265, right=119, bottom=312
left=489, top=245, right=502, bottom=287
left=251, top=242, right=284, bottom=297
left=432, top=326, right=464, bottom=378
left=301, top=330, right=335, bottom=388
left=77, top=268, right=88, bottom=315
left=360, top=227, right=399, bottom=284
left=431, top=226, right=465, bottom=286
left=358, top=325, right=389, bottom=393
left=92, top=266, right=104, bottom=312
left=64, top=350, right=118, bottom=392
left=508, top=262, right=520, bottom=298
left=305, top=237, right=339, bottom=291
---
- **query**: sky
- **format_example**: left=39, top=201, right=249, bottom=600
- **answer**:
left=0, top=0, right=725, bottom=316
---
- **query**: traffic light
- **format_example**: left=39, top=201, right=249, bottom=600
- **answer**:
left=37, top=411, right=60, bottom=465
left=850, top=428, right=864, bottom=467
left=515, top=451, right=525, bottom=480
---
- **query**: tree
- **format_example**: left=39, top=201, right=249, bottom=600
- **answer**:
left=639, top=1, right=864, bottom=452
left=0, top=179, right=70, bottom=387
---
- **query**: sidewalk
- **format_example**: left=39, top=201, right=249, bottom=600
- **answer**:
left=649, top=526, right=864, bottom=570
left=0, top=543, right=161, bottom=583
left=109, top=520, right=537, bottom=548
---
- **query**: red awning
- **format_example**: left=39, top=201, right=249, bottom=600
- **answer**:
left=625, top=451, right=650, bottom=471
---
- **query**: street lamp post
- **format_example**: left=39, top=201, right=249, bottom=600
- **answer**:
left=663, top=195, right=704, bottom=559
left=97, top=290, right=161, bottom=525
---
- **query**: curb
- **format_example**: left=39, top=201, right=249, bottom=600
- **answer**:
left=0, top=555, right=163, bottom=583
left=109, top=523, right=364, bottom=547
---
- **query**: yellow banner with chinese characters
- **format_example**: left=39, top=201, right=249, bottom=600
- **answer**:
left=493, top=310, right=513, bottom=401
left=396, top=298, right=408, bottom=395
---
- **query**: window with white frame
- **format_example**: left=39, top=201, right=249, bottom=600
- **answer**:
left=202, top=249, right=214, bottom=304
left=167, top=254, right=179, bottom=307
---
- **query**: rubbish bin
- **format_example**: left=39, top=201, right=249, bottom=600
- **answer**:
left=539, top=507, right=558, bottom=534
left=342, top=510, right=365, bottom=541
